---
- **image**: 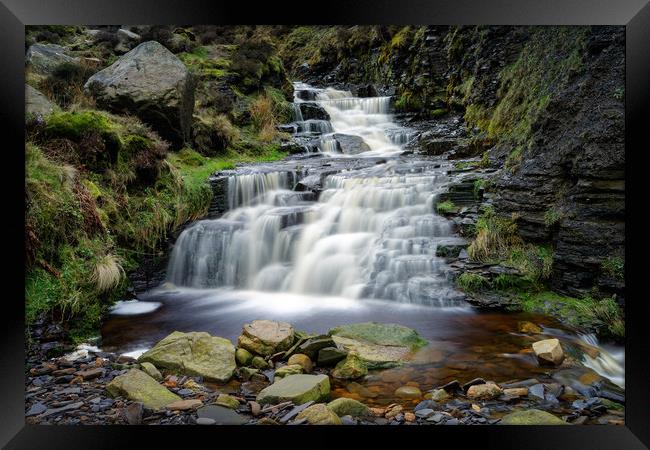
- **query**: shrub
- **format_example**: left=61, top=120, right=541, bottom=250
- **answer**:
left=436, top=200, right=455, bottom=215
left=602, top=256, right=624, bottom=280
left=39, top=61, right=99, bottom=108
left=192, top=113, right=240, bottom=156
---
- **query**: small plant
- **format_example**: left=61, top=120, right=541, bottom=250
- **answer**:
left=544, top=207, right=562, bottom=227
left=478, top=151, right=490, bottom=168
left=602, top=256, right=624, bottom=280
left=613, top=86, right=624, bottom=101
left=436, top=200, right=455, bottom=215
left=91, top=254, right=125, bottom=292
left=473, top=179, right=485, bottom=199
left=456, top=272, right=489, bottom=293
left=505, top=146, right=523, bottom=172
left=468, top=206, right=522, bottom=262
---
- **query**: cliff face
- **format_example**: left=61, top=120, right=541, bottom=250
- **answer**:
left=287, top=25, right=625, bottom=300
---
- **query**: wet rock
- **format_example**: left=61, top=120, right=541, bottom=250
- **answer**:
left=327, top=397, right=369, bottom=417
left=287, top=354, right=313, bottom=373
left=238, top=320, right=295, bottom=356
left=291, top=335, right=336, bottom=359
left=235, top=348, right=253, bottom=366
left=500, top=409, right=569, bottom=425
left=139, top=362, right=162, bottom=381
left=332, top=134, right=371, bottom=155
left=462, top=378, right=486, bottom=391
left=329, top=322, right=427, bottom=369
left=441, top=380, right=462, bottom=393
left=106, top=369, right=181, bottom=410
left=26, top=43, right=80, bottom=75
left=85, top=41, right=194, bottom=148
left=395, top=386, right=422, bottom=400
left=123, top=402, right=143, bottom=425
left=518, top=321, right=542, bottom=334
left=138, top=331, right=236, bottom=382
left=430, top=388, right=451, bottom=402
left=532, top=338, right=565, bottom=366
left=296, top=403, right=342, bottom=425
left=332, top=353, right=368, bottom=380
left=528, top=383, right=546, bottom=400
left=166, top=399, right=202, bottom=411
left=299, top=102, right=330, bottom=120
left=251, top=356, right=269, bottom=370
left=467, top=383, right=503, bottom=400
left=238, top=367, right=260, bottom=381
left=256, top=374, right=330, bottom=405
left=215, top=394, right=240, bottom=409
left=196, top=405, right=247, bottom=425
left=274, top=364, right=303, bottom=380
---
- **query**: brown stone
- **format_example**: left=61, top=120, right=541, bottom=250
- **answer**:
left=74, top=368, right=104, bottom=380
left=503, top=387, right=529, bottom=397
left=166, top=399, right=203, bottom=411
left=466, top=383, right=503, bottom=400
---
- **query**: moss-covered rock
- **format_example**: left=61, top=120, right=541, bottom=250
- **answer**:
left=138, top=331, right=236, bottom=382
left=106, top=368, right=180, bottom=409
left=274, top=364, right=303, bottom=379
left=238, top=320, right=295, bottom=356
left=327, top=397, right=369, bottom=417
left=295, top=403, right=342, bottom=425
left=500, top=409, right=569, bottom=425
left=331, top=353, right=367, bottom=380
left=256, top=374, right=330, bottom=405
left=329, top=322, right=428, bottom=349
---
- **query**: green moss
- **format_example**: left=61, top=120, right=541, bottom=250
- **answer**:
left=602, top=256, right=624, bottom=280
left=45, top=110, right=116, bottom=140
left=456, top=272, right=489, bottom=293
left=430, top=108, right=448, bottom=119
left=509, top=291, right=624, bottom=340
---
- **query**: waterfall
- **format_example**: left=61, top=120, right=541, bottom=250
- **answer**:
left=165, top=84, right=464, bottom=307
left=579, top=333, right=625, bottom=388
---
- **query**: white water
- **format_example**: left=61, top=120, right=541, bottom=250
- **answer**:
left=579, top=333, right=625, bottom=389
left=167, top=84, right=463, bottom=307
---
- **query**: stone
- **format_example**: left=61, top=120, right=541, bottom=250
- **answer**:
left=518, top=321, right=542, bottom=334
left=238, top=367, right=260, bottom=381
left=404, top=412, right=416, bottom=422
left=139, top=362, right=162, bottom=381
left=294, top=335, right=336, bottom=359
left=441, top=379, right=462, bottom=393
left=85, top=41, right=194, bottom=148
left=529, top=383, right=546, bottom=400
left=430, top=388, right=451, bottom=402
left=317, top=347, right=348, bottom=366
left=415, top=408, right=434, bottom=418
left=196, top=417, right=216, bottom=425
left=123, top=402, right=143, bottom=425
left=332, top=353, right=368, bottom=380
left=138, top=331, right=236, bottom=382
left=215, top=394, right=240, bottom=409
left=295, top=403, right=342, bottom=425
left=166, top=399, right=202, bottom=411
left=288, top=354, right=313, bottom=373
left=327, top=397, right=370, bottom=417
left=256, top=374, right=330, bottom=405
left=274, top=364, right=303, bottom=380
left=394, top=386, right=423, bottom=399
left=299, top=102, right=330, bottom=120
left=238, top=320, right=294, bottom=356
left=279, top=401, right=315, bottom=423
left=26, top=402, right=47, bottom=417
left=25, top=85, right=59, bottom=118
left=196, top=405, right=247, bottom=425
left=235, top=348, right=253, bottom=366
left=106, top=369, right=180, bottom=410
left=532, top=339, right=565, bottom=366
left=503, top=387, right=529, bottom=397
left=467, top=383, right=503, bottom=400
left=74, top=368, right=104, bottom=380
left=500, top=409, right=569, bottom=425
left=26, top=43, right=80, bottom=75
left=462, top=378, right=486, bottom=391
left=332, top=133, right=371, bottom=155
left=251, top=356, right=269, bottom=370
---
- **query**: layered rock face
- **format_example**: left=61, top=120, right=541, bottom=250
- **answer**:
left=85, top=41, right=195, bottom=149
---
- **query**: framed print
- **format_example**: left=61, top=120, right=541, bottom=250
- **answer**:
left=1, top=0, right=648, bottom=448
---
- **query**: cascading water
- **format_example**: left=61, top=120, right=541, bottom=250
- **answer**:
left=166, top=84, right=464, bottom=307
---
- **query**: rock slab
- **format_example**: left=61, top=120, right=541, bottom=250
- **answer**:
left=106, top=369, right=180, bottom=410
left=256, top=374, right=330, bottom=405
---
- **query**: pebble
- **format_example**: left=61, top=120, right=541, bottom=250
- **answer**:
left=26, top=403, right=47, bottom=417
left=415, top=408, right=434, bottom=418
left=196, top=417, right=216, bottom=425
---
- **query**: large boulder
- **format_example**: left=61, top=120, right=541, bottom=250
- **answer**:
left=500, top=409, right=569, bottom=425
left=238, top=320, right=295, bottom=356
left=26, top=44, right=80, bottom=75
left=532, top=338, right=565, bottom=366
left=328, top=322, right=428, bottom=369
left=84, top=41, right=194, bottom=148
left=106, top=368, right=180, bottom=410
left=332, top=134, right=371, bottom=155
left=299, top=102, right=330, bottom=120
left=25, top=84, right=59, bottom=118
left=295, top=403, right=341, bottom=425
left=256, top=374, right=330, bottom=405
left=138, top=331, right=235, bottom=382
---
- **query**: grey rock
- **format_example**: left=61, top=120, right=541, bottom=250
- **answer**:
left=26, top=44, right=79, bottom=75
left=26, top=402, right=47, bottom=417
left=196, top=405, right=247, bottom=425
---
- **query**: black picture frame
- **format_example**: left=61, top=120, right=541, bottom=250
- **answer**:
left=2, top=0, right=648, bottom=448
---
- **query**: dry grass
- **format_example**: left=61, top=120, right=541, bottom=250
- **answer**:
left=250, top=95, right=275, bottom=130
left=91, top=254, right=125, bottom=293
left=468, top=208, right=523, bottom=262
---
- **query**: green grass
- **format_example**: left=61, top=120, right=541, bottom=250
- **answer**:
left=468, top=206, right=522, bottom=262
left=544, top=208, right=562, bottom=227
left=436, top=200, right=456, bottom=214
left=602, top=256, right=624, bottom=280
left=509, top=291, right=624, bottom=340
left=456, top=272, right=489, bottom=293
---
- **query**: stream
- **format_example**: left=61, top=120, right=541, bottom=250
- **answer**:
left=101, top=83, right=624, bottom=406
